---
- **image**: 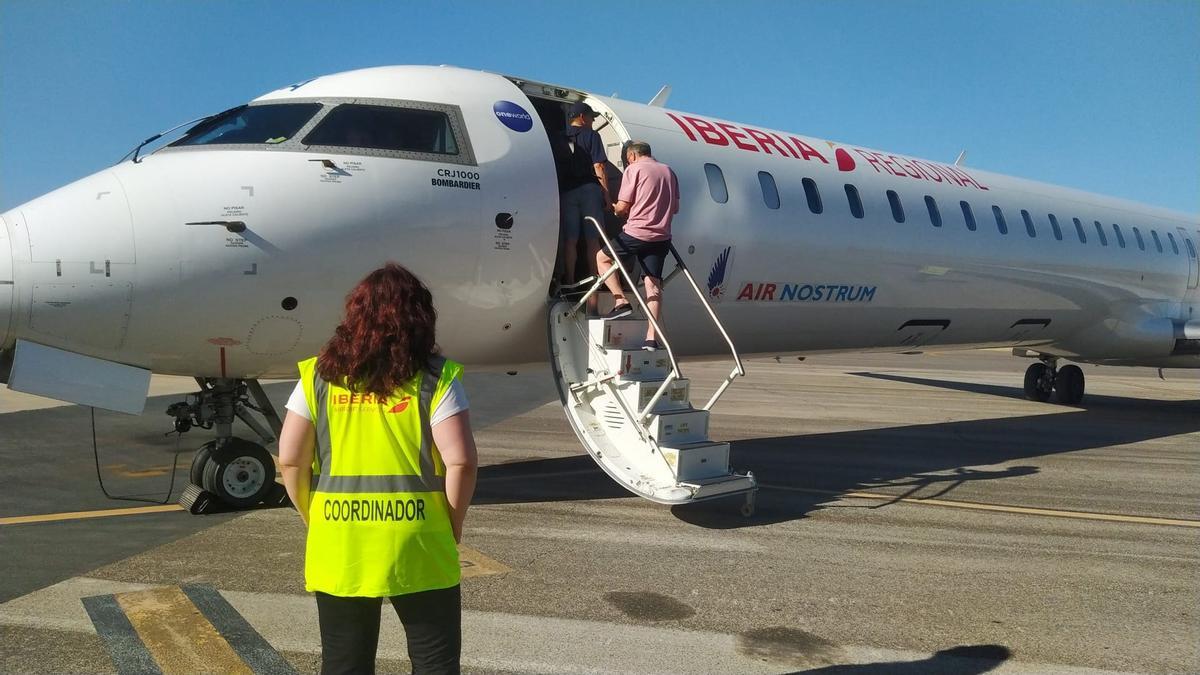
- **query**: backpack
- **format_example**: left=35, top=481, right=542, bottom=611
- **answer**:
left=553, top=127, right=598, bottom=188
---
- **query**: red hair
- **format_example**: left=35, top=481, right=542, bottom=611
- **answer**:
left=317, top=263, right=439, bottom=397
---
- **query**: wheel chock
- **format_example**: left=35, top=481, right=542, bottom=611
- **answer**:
left=178, top=483, right=223, bottom=514
left=263, top=482, right=293, bottom=508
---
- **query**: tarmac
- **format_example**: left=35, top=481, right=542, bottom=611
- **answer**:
left=1, top=351, right=1197, bottom=674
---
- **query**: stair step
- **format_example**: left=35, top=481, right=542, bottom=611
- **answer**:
left=588, top=318, right=650, bottom=351
left=659, top=440, right=730, bottom=482
left=615, top=378, right=691, bottom=414
left=592, top=348, right=672, bottom=382
left=648, top=408, right=709, bottom=445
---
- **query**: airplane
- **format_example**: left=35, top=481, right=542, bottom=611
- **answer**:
left=1, top=65, right=1196, bottom=513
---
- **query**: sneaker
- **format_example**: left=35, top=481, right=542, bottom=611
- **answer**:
left=642, top=339, right=660, bottom=351
left=602, top=303, right=632, bottom=320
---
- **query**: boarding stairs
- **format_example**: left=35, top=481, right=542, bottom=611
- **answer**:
left=548, top=217, right=757, bottom=514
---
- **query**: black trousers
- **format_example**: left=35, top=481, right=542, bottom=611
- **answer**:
left=315, top=585, right=461, bottom=675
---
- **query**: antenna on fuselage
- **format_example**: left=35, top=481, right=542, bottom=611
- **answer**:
left=954, top=150, right=968, bottom=167
left=648, top=85, right=672, bottom=107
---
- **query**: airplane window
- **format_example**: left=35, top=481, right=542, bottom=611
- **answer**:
left=960, top=201, right=977, bottom=231
left=1048, top=214, right=1063, bottom=241
left=758, top=171, right=780, bottom=209
left=887, top=190, right=905, bottom=223
left=1072, top=217, right=1087, bottom=243
left=1112, top=223, right=1126, bottom=248
left=1093, top=221, right=1108, bottom=246
left=705, top=163, right=729, bottom=204
left=1186, top=238, right=1197, bottom=259
left=845, top=184, right=864, bottom=219
left=1132, top=227, right=1146, bottom=251
left=1151, top=230, right=1164, bottom=253
left=925, top=196, right=941, bottom=227
left=304, top=104, right=459, bottom=154
left=171, top=103, right=322, bottom=147
left=1021, top=210, right=1036, bottom=238
left=992, top=205, right=1008, bottom=235
left=802, top=178, right=822, bottom=214
left=1167, top=232, right=1180, bottom=254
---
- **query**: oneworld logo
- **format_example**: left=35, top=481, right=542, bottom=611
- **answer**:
left=493, top=101, right=533, bottom=132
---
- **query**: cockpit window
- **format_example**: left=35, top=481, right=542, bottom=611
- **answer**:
left=303, top=104, right=459, bottom=155
left=170, top=104, right=321, bottom=147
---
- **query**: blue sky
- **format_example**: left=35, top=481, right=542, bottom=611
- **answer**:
left=1, top=0, right=1197, bottom=213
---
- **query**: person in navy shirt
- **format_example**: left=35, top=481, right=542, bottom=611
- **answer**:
left=556, top=102, right=613, bottom=289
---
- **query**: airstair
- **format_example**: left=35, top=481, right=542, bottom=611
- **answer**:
left=548, top=218, right=757, bottom=514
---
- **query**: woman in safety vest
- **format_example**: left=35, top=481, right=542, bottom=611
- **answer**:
left=279, top=263, right=478, bottom=674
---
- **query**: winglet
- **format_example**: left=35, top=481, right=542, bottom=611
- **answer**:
left=648, top=85, right=672, bottom=107
left=954, top=150, right=968, bottom=167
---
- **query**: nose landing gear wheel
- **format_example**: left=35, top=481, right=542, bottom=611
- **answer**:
left=201, top=438, right=275, bottom=508
left=189, top=441, right=216, bottom=487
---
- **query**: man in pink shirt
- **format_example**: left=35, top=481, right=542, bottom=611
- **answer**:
left=596, top=141, right=679, bottom=350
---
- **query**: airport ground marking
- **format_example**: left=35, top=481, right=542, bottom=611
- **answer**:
left=459, top=544, right=511, bottom=578
left=0, top=504, right=184, bottom=526
left=81, top=592, right=162, bottom=675
left=113, top=586, right=253, bottom=675
left=761, top=483, right=1200, bottom=528
left=180, top=584, right=297, bottom=675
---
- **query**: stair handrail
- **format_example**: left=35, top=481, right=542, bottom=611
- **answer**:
left=662, top=245, right=746, bottom=411
left=577, top=217, right=745, bottom=412
left=572, top=217, right=681, bottom=420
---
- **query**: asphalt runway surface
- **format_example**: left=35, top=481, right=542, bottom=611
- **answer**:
left=1, top=351, right=1197, bottom=674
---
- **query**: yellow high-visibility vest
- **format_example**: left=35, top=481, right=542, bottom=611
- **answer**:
left=298, top=355, right=463, bottom=597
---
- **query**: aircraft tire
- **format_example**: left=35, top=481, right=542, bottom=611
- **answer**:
left=1055, top=364, right=1085, bottom=405
left=202, top=437, right=275, bottom=508
left=189, top=441, right=216, bottom=487
left=1023, top=363, right=1052, bottom=402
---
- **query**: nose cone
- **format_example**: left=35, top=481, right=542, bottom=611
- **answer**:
left=0, top=214, right=13, bottom=351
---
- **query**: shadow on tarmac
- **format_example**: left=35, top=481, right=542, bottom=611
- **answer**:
left=789, top=644, right=1011, bottom=674
left=475, top=374, right=1200, bottom=529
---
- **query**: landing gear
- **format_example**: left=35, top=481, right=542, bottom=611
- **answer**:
left=1022, top=357, right=1085, bottom=405
left=201, top=437, right=276, bottom=508
left=167, top=378, right=284, bottom=511
left=1054, top=364, right=1085, bottom=405
left=1023, top=361, right=1054, bottom=402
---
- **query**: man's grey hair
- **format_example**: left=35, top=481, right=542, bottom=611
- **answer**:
left=627, top=141, right=652, bottom=158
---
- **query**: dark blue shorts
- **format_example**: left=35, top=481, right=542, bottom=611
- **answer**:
left=614, top=232, right=671, bottom=279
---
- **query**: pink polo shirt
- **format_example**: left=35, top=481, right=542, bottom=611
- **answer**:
left=618, top=157, right=679, bottom=242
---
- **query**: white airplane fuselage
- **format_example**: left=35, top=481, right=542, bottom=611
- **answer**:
left=1, top=65, right=1198, bottom=387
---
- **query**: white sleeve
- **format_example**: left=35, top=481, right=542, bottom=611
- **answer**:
left=285, top=381, right=311, bottom=421
left=430, top=378, right=469, bottom=427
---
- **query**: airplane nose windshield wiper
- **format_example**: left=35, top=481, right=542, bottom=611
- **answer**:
left=121, top=115, right=211, bottom=164
left=121, top=105, right=245, bottom=164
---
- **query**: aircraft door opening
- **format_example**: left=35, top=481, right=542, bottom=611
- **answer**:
left=526, top=92, right=632, bottom=291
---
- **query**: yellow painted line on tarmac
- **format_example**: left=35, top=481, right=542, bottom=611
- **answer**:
left=459, top=544, right=511, bottom=578
left=0, top=504, right=183, bottom=526
left=115, top=586, right=252, bottom=675
left=761, top=484, right=1200, bottom=528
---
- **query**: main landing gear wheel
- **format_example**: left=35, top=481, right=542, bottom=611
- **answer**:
left=1023, top=362, right=1053, bottom=402
left=1054, top=364, right=1086, bottom=405
left=201, top=438, right=275, bottom=508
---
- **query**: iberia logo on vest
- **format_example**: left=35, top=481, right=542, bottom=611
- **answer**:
left=332, top=393, right=412, bottom=413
